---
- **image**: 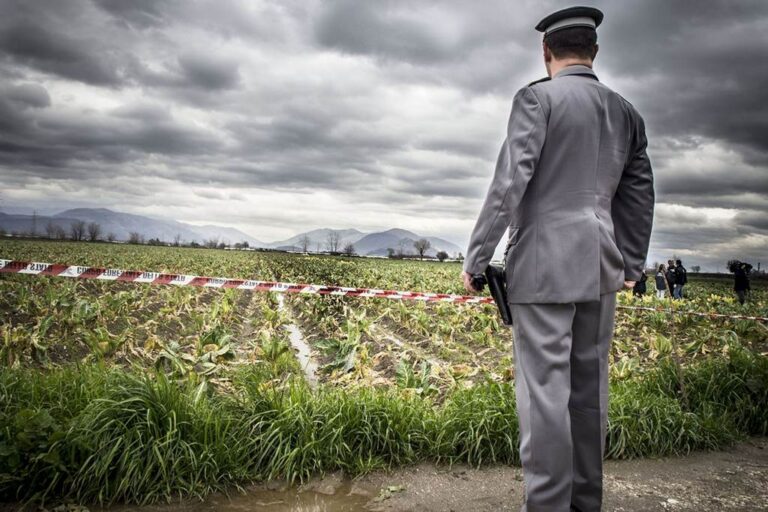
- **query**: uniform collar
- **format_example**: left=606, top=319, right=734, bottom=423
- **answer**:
left=553, top=64, right=598, bottom=81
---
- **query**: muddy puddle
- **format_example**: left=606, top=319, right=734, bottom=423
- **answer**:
left=108, top=480, right=369, bottom=512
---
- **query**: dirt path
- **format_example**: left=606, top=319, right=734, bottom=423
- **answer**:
left=357, top=437, right=768, bottom=511
left=82, top=437, right=768, bottom=512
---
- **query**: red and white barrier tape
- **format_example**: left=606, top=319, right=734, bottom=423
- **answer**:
left=0, top=259, right=493, bottom=304
left=613, top=304, right=767, bottom=322
left=1, top=259, right=766, bottom=322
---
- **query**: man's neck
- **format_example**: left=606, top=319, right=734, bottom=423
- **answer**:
left=547, top=58, right=593, bottom=78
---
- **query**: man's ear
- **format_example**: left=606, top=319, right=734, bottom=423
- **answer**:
left=543, top=41, right=552, bottom=62
left=592, top=43, right=599, bottom=60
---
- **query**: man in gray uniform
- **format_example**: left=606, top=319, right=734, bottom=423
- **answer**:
left=461, top=6, right=654, bottom=511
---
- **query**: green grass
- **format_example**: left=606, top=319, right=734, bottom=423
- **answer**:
left=1, top=344, right=767, bottom=506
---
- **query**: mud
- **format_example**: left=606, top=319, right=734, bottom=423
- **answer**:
left=45, top=437, right=764, bottom=512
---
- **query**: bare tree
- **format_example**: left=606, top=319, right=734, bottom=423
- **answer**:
left=87, top=222, right=101, bottom=242
left=70, top=220, right=86, bottom=241
left=30, top=210, right=38, bottom=236
left=342, top=242, right=355, bottom=256
left=128, top=231, right=143, bottom=244
left=205, top=238, right=220, bottom=249
left=173, top=233, right=181, bottom=247
left=54, top=225, right=67, bottom=240
left=436, top=250, right=449, bottom=262
left=397, top=239, right=408, bottom=256
left=413, top=238, right=431, bottom=260
left=326, top=231, right=341, bottom=253
left=107, top=232, right=116, bottom=242
left=299, top=234, right=311, bottom=253
left=386, top=247, right=396, bottom=258
left=45, top=221, right=57, bottom=239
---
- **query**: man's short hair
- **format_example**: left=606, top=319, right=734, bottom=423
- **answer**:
left=544, top=26, right=597, bottom=60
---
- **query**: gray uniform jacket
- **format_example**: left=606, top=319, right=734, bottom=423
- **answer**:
left=463, top=65, right=654, bottom=304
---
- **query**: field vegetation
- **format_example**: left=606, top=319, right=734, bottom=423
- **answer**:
left=0, top=239, right=766, bottom=505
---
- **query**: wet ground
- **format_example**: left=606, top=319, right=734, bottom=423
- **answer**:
left=72, top=437, right=765, bottom=512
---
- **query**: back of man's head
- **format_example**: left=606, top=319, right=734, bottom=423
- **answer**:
left=544, top=26, right=598, bottom=60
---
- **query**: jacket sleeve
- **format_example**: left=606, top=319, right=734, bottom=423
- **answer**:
left=611, top=109, right=655, bottom=281
left=462, top=86, right=547, bottom=276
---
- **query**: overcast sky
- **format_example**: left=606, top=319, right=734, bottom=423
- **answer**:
left=0, top=0, right=766, bottom=271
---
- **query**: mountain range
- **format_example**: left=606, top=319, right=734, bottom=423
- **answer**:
left=0, top=208, right=463, bottom=257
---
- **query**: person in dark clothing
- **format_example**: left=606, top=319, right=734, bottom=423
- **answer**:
left=633, top=270, right=648, bottom=297
left=666, top=259, right=676, bottom=294
left=655, top=264, right=667, bottom=299
left=731, top=261, right=752, bottom=305
left=673, top=259, right=687, bottom=299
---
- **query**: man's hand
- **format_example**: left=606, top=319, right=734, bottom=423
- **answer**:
left=623, top=280, right=636, bottom=289
left=462, top=271, right=480, bottom=293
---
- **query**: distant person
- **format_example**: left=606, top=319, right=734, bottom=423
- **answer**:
left=731, top=261, right=752, bottom=305
left=655, top=264, right=667, bottom=298
left=673, top=259, right=687, bottom=299
left=666, top=259, right=676, bottom=292
left=633, top=270, right=647, bottom=297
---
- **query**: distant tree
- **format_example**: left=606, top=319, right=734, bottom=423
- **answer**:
left=87, top=222, right=101, bottom=242
left=457, top=252, right=464, bottom=261
left=217, top=242, right=227, bottom=250
left=107, top=232, right=116, bottom=242
left=30, top=210, right=38, bottom=236
left=189, top=241, right=201, bottom=248
left=386, top=248, right=395, bottom=258
left=436, top=250, right=449, bottom=262
left=413, top=238, right=431, bottom=260
left=234, top=241, right=249, bottom=249
left=205, top=238, right=219, bottom=249
left=326, top=231, right=341, bottom=253
left=45, top=221, right=57, bottom=239
left=299, top=234, right=311, bottom=253
left=147, top=238, right=164, bottom=246
left=690, top=265, right=701, bottom=273
left=173, top=233, right=182, bottom=247
left=70, top=220, right=86, bottom=241
left=128, top=231, right=143, bottom=244
left=397, top=239, right=408, bottom=256
left=54, top=225, right=67, bottom=240
left=343, top=242, right=355, bottom=256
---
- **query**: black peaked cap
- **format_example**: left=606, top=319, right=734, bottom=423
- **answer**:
left=535, top=6, right=604, bottom=33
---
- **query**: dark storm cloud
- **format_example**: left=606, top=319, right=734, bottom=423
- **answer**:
left=92, top=0, right=173, bottom=29
left=598, top=0, right=768, bottom=161
left=0, top=86, right=221, bottom=171
left=178, top=54, right=241, bottom=90
left=735, top=211, right=768, bottom=233
left=315, top=0, right=464, bottom=64
left=0, top=22, right=124, bottom=86
left=0, top=0, right=141, bottom=87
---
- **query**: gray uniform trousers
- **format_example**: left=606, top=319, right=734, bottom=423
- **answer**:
left=512, top=291, right=617, bottom=512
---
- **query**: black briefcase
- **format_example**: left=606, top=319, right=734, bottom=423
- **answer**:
left=471, top=264, right=513, bottom=326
